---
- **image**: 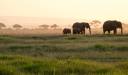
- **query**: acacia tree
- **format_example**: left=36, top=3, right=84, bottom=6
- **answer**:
left=0, top=23, right=6, bottom=29
left=13, top=24, right=22, bottom=29
left=90, top=20, right=101, bottom=28
left=51, top=24, right=58, bottom=29
left=39, top=24, right=49, bottom=29
left=122, top=23, right=128, bottom=26
left=91, top=20, right=101, bottom=24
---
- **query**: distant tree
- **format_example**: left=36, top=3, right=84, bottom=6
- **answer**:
left=13, top=24, right=22, bottom=29
left=6, top=28, right=12, bottom=30
left=67, top=25, right=71, bottom=28
left=90, top=20, right=101, bottom=28
left=39, top=24, right=49, bottom=29
left=0, top=23, right=6, bottom=29
left=91, top=20, right=101, bottom=24
left=51, top=24, right=58, bottom=29
left=122, top=23, right=128, bottom=26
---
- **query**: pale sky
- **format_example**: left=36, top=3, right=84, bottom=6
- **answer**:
left=0, top=0, right=128, bottom=27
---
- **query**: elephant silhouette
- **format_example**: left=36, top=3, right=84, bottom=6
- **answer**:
left=72, top=22, right=91, bottom=35
left=63, top=28, right=71, bottom=34
left=103, top=20, right=123, bottom=34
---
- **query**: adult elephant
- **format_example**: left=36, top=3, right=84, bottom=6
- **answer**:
left=63, top=28, right=71, bottom=34
left=72, top=22, right=91, bottom=35
left=103, top=20, right=123, bottom=34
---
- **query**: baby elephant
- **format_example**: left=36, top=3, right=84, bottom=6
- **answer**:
left=63, top=28, right=71, bottom=34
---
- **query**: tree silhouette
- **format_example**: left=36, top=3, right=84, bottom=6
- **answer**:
left=122, top=23, right=128, bottom=26
left=39, top=24, right=49, bottom=29
left=90, top=20, right=101, bottom=28
left=91, top=20, right=101, bottom=24
left=13, top=24, right=22, bottom=29
left=51, top=24, right=58, bottom=29
left=0, top=23, right=6, bottom=29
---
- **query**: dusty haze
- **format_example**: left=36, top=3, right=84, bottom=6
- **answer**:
left=0, top=0, right=128, bottom=35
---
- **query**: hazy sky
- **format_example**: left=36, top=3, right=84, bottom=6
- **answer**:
left=0, top=0, right=128, bottom=27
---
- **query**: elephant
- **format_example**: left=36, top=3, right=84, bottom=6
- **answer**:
left=72, top=27, right=81, bottom=34
left=103, top=20, right=123, bottom=34
left=72, top=22, right=91, bottom=35
left=63, top=28, right=71, bottom=34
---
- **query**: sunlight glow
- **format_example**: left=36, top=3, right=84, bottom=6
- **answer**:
left=0, top=0, right=128, bottom=26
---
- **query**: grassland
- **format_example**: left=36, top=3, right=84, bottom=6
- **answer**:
left=0, top=34, right=128, bottom=75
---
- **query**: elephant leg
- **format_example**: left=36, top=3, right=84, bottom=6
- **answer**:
left=82, top=30, right=85, bottom=34
left=73, top=31, right=76, bottom=34
left=114, top=29, right=117, bottom=35
left=73, top=29, right=77, bottom=34
left=121, top=28, right=123, bottom=35
left=79, top=31, right=81, bottom=34
left=89, top=29, right=91, bottom=35
left=108, top=30, right=110, bottom=34
left=81, top=31, right=83, bottom=34
left=77, top=31, right=79, bottom=34
left=83, top=30, right=85, bottom=34
left=78, top=29, right=81, bottom=34
left=103, top=30, right=106, bottom=34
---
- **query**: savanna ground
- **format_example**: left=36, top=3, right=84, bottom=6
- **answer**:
left=0, top=29, right=128, bottom=75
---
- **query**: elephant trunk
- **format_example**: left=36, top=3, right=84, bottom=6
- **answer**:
left=121, top=27, right=123, bottom=34
left=89, top=28, right=91, bottom=35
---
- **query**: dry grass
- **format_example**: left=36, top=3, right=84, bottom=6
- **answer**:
left=0, top=30, right=128, bottom=75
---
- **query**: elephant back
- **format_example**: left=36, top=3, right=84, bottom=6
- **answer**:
left=81, top=22, right=90, bottom=28
left=72, top=22, right=80, bottom=28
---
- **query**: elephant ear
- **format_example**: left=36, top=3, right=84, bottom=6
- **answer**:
left=80, top=23, right=85, bottom=28
left=84, top=23, right=90, bottom=28
left=113, top=20, right=122, bottom=28
left=81, top=22, right=86, bottom=28
left=117, top=21, right=122, bottom=28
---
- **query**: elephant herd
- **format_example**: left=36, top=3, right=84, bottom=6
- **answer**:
left=63, top=20, right=123, bottom=35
